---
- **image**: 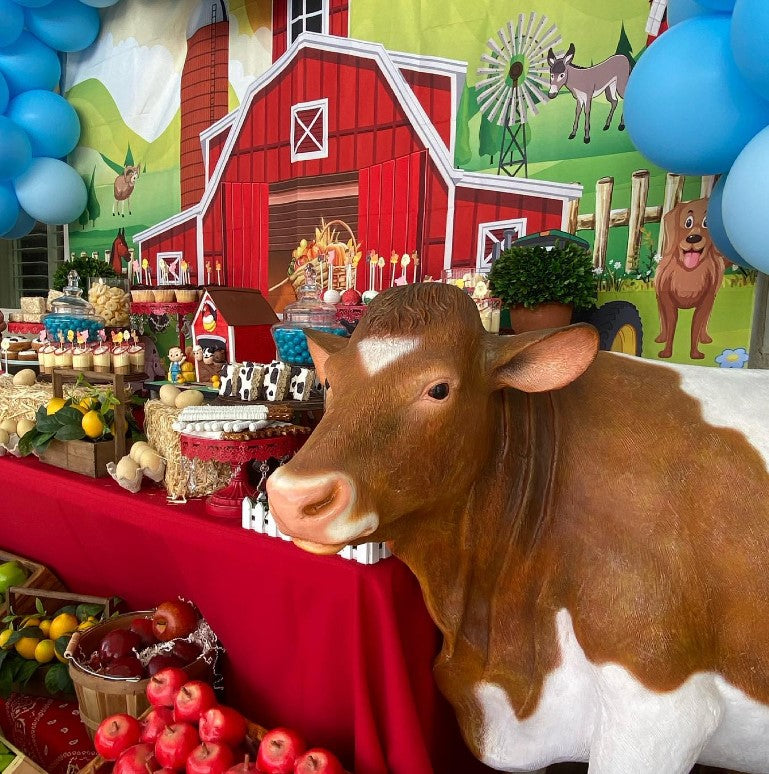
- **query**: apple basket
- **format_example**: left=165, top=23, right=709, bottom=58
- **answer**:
left=67, top=611, right=216, bottom=739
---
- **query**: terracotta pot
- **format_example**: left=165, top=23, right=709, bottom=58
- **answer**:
left=508, top=302, right=573, bottom=333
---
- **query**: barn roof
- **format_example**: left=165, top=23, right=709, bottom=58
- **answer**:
left=197, top=288, right=278, bottom=326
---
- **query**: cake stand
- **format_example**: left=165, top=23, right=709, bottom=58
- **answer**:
left=179, top=433, right=306, bottom=520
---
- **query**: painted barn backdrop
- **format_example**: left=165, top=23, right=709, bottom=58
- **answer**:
left=64, top=0, right=757, bottom=366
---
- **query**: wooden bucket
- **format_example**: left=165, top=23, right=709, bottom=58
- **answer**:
left=67, top=611, right=214, bottom=738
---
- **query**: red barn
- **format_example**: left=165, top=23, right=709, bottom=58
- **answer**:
left=134, top=33, right=582, bottom=308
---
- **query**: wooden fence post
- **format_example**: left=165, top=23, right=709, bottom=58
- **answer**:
left=657, top=173, right=685, bottom=257
left=566, top=196, right=580, bottom=235
left=701, top=175, right=716, bottom=199
left=593, top=177, right=614, bottom=269
left=625, top=170, right=650, bottom=272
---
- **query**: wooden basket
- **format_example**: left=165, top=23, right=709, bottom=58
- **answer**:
left=0, top=549, right=64, bottom=619
left=68, top=612, right=214, bottom=739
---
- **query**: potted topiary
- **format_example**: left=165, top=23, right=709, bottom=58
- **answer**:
left=488, top=240, right=597, bottom=333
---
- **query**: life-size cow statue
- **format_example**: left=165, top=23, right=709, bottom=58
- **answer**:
left=267, top=283, right=769, bottom=774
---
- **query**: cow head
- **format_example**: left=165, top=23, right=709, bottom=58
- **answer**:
left=547, top=43, right=575, bottom=98
left=268, top=283, right=598, bottom=555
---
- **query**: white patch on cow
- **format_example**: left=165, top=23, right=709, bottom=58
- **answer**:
left=325, top=510, right=379, bottom=545
left=474, top=609, right=769, bottom=773
left=357, top=337, right=420, bottom=375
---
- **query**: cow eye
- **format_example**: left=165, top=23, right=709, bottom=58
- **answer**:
left=324, top=379, right=330, bottom=390
left=427, top=383, right=450, bottom=400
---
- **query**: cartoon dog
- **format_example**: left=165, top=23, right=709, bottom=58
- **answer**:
left=654, top=198, right=725, bottom=360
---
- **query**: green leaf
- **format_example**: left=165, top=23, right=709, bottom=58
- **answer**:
left=44, top=662, right=73, bottom=694
left=35, top=598, right=45, bottom=616
left=2, top=616, right=17, bottom=624
left=33, top=414, right=61, bottom=434
left=54, top=635, right=71, bottom=657
left=56, top=406, right=86, bottom=427
left=54, top=605, right=77, bottom=618
left=76, top=603, right=103, bottom=621
left=30, top=432, right=55, bottom=455
left=54, top=424, right=86, bottom=441
left=14, top=659, right=39, bottom=686
left=5, top=626, right=43, bottom=647
left=0, top=650, right=9, bottom=671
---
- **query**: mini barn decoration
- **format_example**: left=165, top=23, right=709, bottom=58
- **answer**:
left=191, top=288, right=278, bottom=381
left=134, top=33, right=583, bottom=298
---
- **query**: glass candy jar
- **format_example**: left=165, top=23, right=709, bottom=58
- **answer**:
left=42, top=270, right=105, bottom=344
left=272, top=267, right=347, bottom=366
left=88, top=276, right=131, bottom=328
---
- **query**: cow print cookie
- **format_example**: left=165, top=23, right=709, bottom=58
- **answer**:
left=238, top=362, right=265, bottom=401
left=262, top=360, right=290, bottom=401
left=289, top=366, right=315, bottom=401
left=218, top=363, right=240, bottom=397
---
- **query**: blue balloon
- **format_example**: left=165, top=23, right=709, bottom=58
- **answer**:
left=723, top=125, right=769, bottom=272
left=0, top=183, right=19, bottom=236
left=0, top=32, right=60, bottom=96
left=625, top=16, right=769, bottom=175
left=732, top=0, right=769, bottom=103
left=668, top=0, right=714, bottom=25
left=0, top=72, right=8, bottom=115
left=696, top=0, right=735, bottom=9
left=10, top=0, right=51, bottom=6
left=0, top=208, right=35, bottom=240
left=25, top=0, right=100, bottom=53
left=14, top=157, right=87, bottom=225
left=0, top=0, right=23, bottom=47
left=0, top=116, right=32, bottom=181
left=707, top=175, right=752, bottom=268
left=6, top=91, right=80, bottom=159
left=79, top=0, right=120, bottom=5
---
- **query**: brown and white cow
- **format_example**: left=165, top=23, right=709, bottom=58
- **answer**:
left=267, top=283, right=769, bottom=774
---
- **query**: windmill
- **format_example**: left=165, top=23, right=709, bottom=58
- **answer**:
left=475, top=13, right=561, bottom=177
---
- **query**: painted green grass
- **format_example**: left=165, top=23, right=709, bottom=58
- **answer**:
left=599, top=285, right=755, bottom=365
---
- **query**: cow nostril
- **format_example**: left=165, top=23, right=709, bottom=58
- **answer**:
left=300, top=481, right=347, bottom=519
left=302, top=492, right=336, bottom=517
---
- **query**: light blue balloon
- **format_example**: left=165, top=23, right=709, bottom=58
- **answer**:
left=14, top=157, right=87, bottom=225
left=0, top=208, right=35, bottom=239
left=7, top=91, right=80, bottom=158
left=0, top=0, right=23, bottom=47
left=723, top=126, right=769, bottom=272
left=732, top=0, right=769, bottom=103
left=707, top=175, right=752, bottom=268
left=25, top=0, right=100, bottom=53
left=0, top=116, right=32, bottom=181
left=0, top=183, right=19, bottom=236
left=696, top=0, right=736, bottom=9
left=0, top=73, right=8, bottom=115
left=79, top=0, right=121, bottom=5
left=668, top=0, right=714, bottom=25
left=0, top=32, right=60, bottom=96
left=625, top=16, right=769, bottom=175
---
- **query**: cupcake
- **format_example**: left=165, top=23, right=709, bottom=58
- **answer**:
left=130, top=287, right=153, bottom=303
left=92, top=344, right=111, bottom=373
left=72, top=347, right=93, bottom=371
left=39, top=345, right=56, bottom=374
left=54, top=346, right=73, bottom=369
left=152, top=289, right=175, bottom=303
left=112, top=345, right=130, bottom=374
left=128, top=344, right=145, bottom=372
left=174, top=288, right=197, bottom=303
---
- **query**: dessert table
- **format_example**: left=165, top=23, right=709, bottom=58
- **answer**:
left=0, top=455, right=493, bottom=774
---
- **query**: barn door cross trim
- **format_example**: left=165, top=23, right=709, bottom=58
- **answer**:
left=290, top=98, right=329, bottom=162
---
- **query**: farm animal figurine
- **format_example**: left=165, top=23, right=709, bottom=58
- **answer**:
left=110, top=227, right=130, bottom=275
left=113, top=165, right=140, bottom=217
left=167, top=346, right=186, bottom=383
left=548, top=43, right=630, bottom=143
left=268, top=282, right=769, bottom=774
left=655, top=198, right=725, bottom=360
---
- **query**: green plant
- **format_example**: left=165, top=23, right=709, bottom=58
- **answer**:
left=489, top=242, right=598, bottom=310
left=52, top=255, right=116, bottom=292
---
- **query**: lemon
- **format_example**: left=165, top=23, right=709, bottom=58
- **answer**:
left=78, top=397, right=99, bottom=413
left=20, top=616, right=40, bottom=628
left=81, top=410, right=105, bottom=440
left=38, top=620, right=51, bottom=637
left=15, top=636, right=40, bottom=660
left=55, top=650, right=68, bottom=664
left=46, top=397, right=66, bottom=415
left=0, top=629, right=12, bottom=648
left=76, top=619, right=96, bottom=632
left=49, top=613, right=78, bottom=641
left=34, top=639, right=55, bottom=664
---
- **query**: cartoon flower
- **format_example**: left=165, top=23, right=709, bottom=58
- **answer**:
left=613, top=261, right=622, bottom=270
left=715, top=348, right=749, bottom=368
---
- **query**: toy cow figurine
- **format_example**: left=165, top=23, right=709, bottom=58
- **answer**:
left=269, top=283, right=769, bottom=774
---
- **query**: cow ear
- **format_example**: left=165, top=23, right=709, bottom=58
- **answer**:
left=488, top=323, right=599, bottom=393
left=305, top=329, right=349, bottom=382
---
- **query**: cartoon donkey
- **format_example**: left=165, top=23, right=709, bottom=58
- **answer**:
left=113, top=165, right=140, bottom=217
left=548, top=43, right=631, bottom=144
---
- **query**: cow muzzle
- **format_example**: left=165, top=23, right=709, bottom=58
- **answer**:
left=267, top=469, right=375, bottom=554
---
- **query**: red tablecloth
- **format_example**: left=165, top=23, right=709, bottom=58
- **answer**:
left=0, top=455, right=491, bottom=774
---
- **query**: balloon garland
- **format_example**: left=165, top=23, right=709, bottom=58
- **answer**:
left=625, top=0, right=769, bottom=272
left=0, top=0, right=123, bottom=239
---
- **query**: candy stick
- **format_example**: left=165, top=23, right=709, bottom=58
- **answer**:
left=206, top=261, right=212, bottom=285
left=377, top=256, right=385, bottom=290
left=327, top=250, right=334, bottom=291
left=346, top=261, right=352, bottom=291
left=180, top=260, right=189, bottom=284
left=412, top=252, right=420, bottom=283
left=390, top=251, right=398, bottom=288
left=57, top=331, right=64, bottom=346
left=368, top=251, right=376, bottom=292
left=215, top=260, right=222, bottom=285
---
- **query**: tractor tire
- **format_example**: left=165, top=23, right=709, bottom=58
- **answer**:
left=587, top=300, right=643, bottom=356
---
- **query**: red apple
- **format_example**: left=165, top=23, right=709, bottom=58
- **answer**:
left=94, top=713, right=141, bottom=760
left=186, top=742, right=235, bottom=774
left=112, top=743, right=157, bottom=774
left=226, top=755, right=256, bottom=773
left=152, top=600, right=199, bottom=642
left=146, top=667, right=188, bottom=708
left=255, top=728, right=306, bottom=774
left=199, top=706, right=247, bottom=747
left=173, top=681, right=217, bottom=724
left=140, top=706, right=175, bottom=745
left=147, top=653, right=186, bottom=676
left=129, top=617, right=157, bottom=646
left=100, top=630, right=142, bottom=662
left=154, top=723, right=200, bottom=770
left=101, top=654, right=144, bottom=678
left=293, top=749, right=344, bottom=774
left=172, top=639, right=203, bottom=665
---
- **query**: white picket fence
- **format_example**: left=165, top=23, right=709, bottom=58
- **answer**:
left=241, top=497, right=393, bottom=565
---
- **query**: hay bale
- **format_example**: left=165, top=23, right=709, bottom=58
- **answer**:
left=0, top=374, right=58, bottom=424
left=144, top=400, right=231, bottom=500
